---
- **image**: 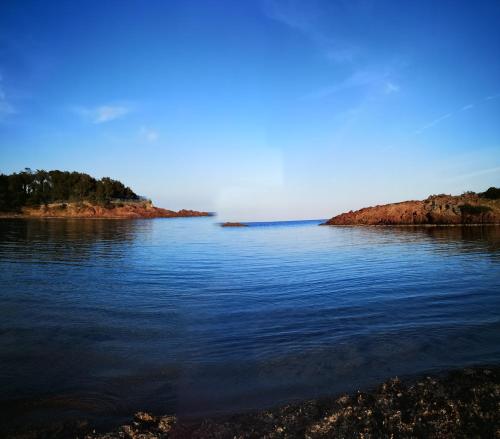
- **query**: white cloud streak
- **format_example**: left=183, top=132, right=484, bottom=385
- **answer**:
left=75, top=104, right=131, bottom=124
left=0, top=74, right=15, bottom=119
left=415, top=113, right=452, bottom=135
left=305, top=68, right=398, bottom=100
left=447, top=165, right=500, bottom=182
left=262, top=0, right=403, bottom=105
left=485, top=93, right=500, bottom=101
left=415, top=91, right=500, bottom=135
left=261, top=0, right=358, bottom=64
left=140, top=126, right=159, bottom=142
left=384, top=81, right=400, bottom=94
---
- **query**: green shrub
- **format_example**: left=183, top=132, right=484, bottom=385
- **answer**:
left=460, top=204, right=491, bottom=215
left=480, top=187, right=500, bottom=199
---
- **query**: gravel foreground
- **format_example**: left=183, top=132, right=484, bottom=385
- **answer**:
left=9, top=367, right=500, bottom=439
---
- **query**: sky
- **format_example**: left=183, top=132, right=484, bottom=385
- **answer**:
left=0, top=0, right=499, bottom=221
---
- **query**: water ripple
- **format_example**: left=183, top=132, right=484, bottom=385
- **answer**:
left=0, top=218, right=499, bottom=425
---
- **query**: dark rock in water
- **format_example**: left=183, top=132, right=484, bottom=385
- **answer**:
left=221, top=222, right=248, bottom=227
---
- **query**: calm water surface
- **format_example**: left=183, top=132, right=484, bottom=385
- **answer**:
left=0, top=218, right=499, bottom=430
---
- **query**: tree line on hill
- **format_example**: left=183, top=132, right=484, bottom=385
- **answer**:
left=479, top=187, right=500, bottom=199
left=0, top=169, right=139, bottom=211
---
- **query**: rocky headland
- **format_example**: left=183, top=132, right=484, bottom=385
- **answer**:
left=0, top=200, right=211, bottom=219
left=0, top=169, right=211, bottom=219
left=323, top=188, right=500, bottom=226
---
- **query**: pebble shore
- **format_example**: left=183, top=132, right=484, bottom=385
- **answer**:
left=10, top=366, right=498, bottom=439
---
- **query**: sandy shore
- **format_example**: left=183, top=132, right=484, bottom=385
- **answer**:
left=7, top=366, right=499, bottom=438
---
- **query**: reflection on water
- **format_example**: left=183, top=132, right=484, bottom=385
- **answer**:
left=0, top=219, right=146, bottom=263
left=0, top=219, right=499, bottom=432
left=373, top=225, right=500, bottom=256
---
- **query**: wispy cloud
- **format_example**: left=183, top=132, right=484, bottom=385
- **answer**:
left=261, top=0, right=358, bottom=64
left=384, top=81, right=400, bottom=94
left=262, top=0, right=404, bottom=106
left=75, top=104, right=131, bottom=124
left=305, top=68, right=397, bottom=99
left=0, top=74, right=15, bottom=119
left=415, top=113, right=452, bottom=135
left=325, top=46, right=358, bottom=63
left=447, top=165, right=500, bottom=182
left=485, top=93, right=500, bottom=101
left=415, top=92, right=500, bottom=135
left=139, top=126, right=159, bottom=142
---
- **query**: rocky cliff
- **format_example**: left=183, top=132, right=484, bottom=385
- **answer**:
left=323, top=192, right=500, bottom=226
left=0, top=201, right=211, bottom=219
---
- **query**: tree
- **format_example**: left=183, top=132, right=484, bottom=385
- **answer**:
left=0, top=169, right=139, bottom=211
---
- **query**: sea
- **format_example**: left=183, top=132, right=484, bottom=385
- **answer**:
left=0, top=217, right=499, bottom=431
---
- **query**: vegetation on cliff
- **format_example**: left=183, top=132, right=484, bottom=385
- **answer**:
left=324, top=188, right=500, bottom=226
left=480, top=186, right=500, bottom=199
left=0, top=169, right=211, bottom=218
left=0, top=168, right=139, bottom=212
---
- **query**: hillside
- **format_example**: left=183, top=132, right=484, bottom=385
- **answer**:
left=0, top=169, right=210, bottom=219
left=323, top=188, right=500, bottom=226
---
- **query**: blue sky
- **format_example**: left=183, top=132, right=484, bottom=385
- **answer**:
left=1, top=0, right=499, bottom=220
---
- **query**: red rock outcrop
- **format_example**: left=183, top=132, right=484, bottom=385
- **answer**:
left=0, top=201, right=211, bottom=219
left=323, top=193, right=500, bottom=226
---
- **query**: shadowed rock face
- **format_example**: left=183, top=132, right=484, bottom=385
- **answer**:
left=324, top=193, right=500, bottom=225
left=0, top=201, right=211, bottom=219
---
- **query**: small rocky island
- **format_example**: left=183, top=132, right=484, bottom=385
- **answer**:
left=221, top=222, right=248, bottom=227
left=323, top=187, right=500, bottom=226
left=0, top=169, right=210, bottom=219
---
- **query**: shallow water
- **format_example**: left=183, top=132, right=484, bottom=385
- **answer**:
left=0, top=218, right=499, bottom=430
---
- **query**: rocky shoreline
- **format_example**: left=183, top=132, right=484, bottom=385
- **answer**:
left=8, top=366, right=499, bottom=439
left=323, top=190, right=500, bottom=226
left=0, top=201, right=211, bottom=219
